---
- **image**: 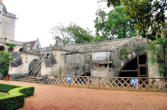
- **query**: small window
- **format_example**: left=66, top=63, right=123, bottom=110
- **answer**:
left=109, top=63, right=113, bottom=68
left=19, top=48, right=23, bottom=52
left=98, top=64, right=108, bottom=68
left=104, top=64, right=108, bottom=68
left=8, top=47, right=14, bottom=52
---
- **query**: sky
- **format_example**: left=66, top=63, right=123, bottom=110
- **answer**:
left=4, top=0, right=104, bottom=47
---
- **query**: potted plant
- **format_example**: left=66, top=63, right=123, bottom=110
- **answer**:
left=5, top=75, right=10, bottom=81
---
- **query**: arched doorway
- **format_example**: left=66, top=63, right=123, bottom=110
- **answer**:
left=19, top=48, right=23, bottom=52
left=0, top=46, right=5, bottom=51
left=119, top=54, right=148, bottom=77
left=28, top=59, right=38, bottom=76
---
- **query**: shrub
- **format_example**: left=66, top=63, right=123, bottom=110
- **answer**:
left=0, top=83, right=34, bottom=110
left=20, top=86, right=34, bottom=98
left=0, top=83, right=19, bottom=92
left=0, top=51, right=13, bottom=78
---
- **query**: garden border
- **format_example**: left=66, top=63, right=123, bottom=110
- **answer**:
left=0, top=83, right=34, bottom=110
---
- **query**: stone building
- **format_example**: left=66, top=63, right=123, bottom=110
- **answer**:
left=8, top=36, right=159, bottom=79
left=0, top=0, right=162, bottom=79
left=0, top=0, right=16, bottom=41
left=0, top=0, right=41, bottom=53
left=63, top=37, right=149, bottom=77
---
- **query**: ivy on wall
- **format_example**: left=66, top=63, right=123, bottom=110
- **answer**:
left=118, top=48, right=129, bottom=60
left=4, top=43, right=16, bottom=47
left=134, top=45, right=146, bottom=54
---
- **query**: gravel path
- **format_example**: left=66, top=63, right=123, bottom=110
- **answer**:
left=0, top=80, right=167, bottom=110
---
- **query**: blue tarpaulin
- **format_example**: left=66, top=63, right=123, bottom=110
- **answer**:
left=67, top=76, right=71, bottom=83
left=131, top=78, right=137, bottom=87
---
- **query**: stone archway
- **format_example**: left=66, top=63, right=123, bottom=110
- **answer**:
left=28, top=59, right=38, bottom=76
left=119, top=54, right=148, bottom=77
left=19, top=48, right=23, bottom=52
left=0, top=45, right=5, bottom=51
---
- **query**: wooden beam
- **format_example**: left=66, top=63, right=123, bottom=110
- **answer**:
left=137, top=55, right=140, bottom=77
left=139, top=64, right=147, bottom=67
left=121, top=70, right=138, bottom=72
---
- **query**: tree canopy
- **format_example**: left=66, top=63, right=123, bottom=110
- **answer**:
left=51, top=23, right=95, bottom=45
left=95, top=6, right=137, bottom=39
left=107, top=0, right=167, bottom=40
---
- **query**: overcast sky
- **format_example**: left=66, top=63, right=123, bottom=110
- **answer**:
left=4, top=0, right=104, bottom=47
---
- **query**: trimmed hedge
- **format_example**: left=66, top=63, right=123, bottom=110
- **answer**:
left=0, top=84, right=19, bottom=92
left=0, top=83, right=34, bottom=110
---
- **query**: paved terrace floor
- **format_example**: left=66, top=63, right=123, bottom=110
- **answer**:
left=0, top=80, right=167, bottom=110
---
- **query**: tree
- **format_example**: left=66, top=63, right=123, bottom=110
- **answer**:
left=95, top=6, right=137, bottom=39
left=65, top=24, right=95, bottom=44
left=94, top=9, right=109, bottom=40
left=0, top=51, right=13, bottom=78
left=106, top=0, right=166, bottom=40
left=51, top=23, right=95, bottom=44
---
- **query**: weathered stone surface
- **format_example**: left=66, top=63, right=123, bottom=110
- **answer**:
left=64, top=52, right=92, bottom=75
left=44, top=53, right=56, bottom=67
left=9, top=37, right=149, bottom=77
left=64, top=37, right=147, bottom=77
left=10, top=52, right=23, bottom=67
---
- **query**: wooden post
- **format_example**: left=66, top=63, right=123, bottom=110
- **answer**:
left=88, top=77, right=90, bottom=88
left=98, top=77, right=101, bottom=89
left=137, top=55, right=140, bottom=77
left=137, top=77, right=139, bottom=91
left=107, top=64, right=110, bottom=75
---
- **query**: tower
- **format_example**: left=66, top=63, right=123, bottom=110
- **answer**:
left=0, top=0, right=3, bottom=4
left=0, top=0, right=16, bottom=41
left=0, top=0, right=3, bottom=17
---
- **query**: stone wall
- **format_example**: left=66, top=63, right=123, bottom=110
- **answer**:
left=41, top=50, right=67, bottom=76
left=0, top=15, right=15, bottom=40
left=64, top=52, right=92, bottom=75
left=8, top=37, right=161, bottom=78
left=64, top=37, right=147, bottom=77
left=64, top=38, right=136, bottom=52
left=9, top=53, right=39, bottom=75
left=0, top=3, right=16, bottom=40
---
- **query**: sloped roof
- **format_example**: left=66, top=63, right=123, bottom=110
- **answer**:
left=1, top=1, right=16, bottom=19
left=24, top=40, right=36, bottom=47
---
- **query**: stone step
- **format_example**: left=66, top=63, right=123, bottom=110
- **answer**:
left=15, top=77, right=41, bottom=83
left=22, top=80, right=40, bottom=83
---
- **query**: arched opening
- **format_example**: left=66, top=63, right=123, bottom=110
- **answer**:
left=8, top=47, right=14, bottom=52
left=19, top=48, right=23, bottom=52
left=0, top=46, right=5, bottom=51
left=119, top=54, right=148, bottom=77
left=28, top=59, right=38, bottom=76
